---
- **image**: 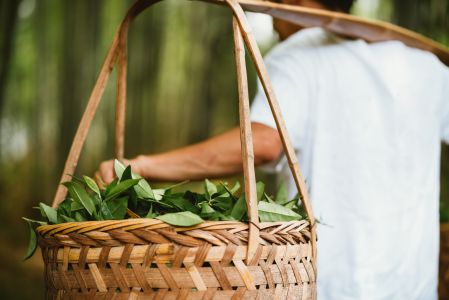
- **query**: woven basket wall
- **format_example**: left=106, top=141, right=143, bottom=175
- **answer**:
left=440, top=224, right=449, bottom=300
left=37, top=219, right=315, bottom=299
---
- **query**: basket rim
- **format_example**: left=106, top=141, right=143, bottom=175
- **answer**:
left=37, top=219, right=311, bottom=236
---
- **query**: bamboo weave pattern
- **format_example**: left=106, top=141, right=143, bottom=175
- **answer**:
left=38, top=220, right=316, bottom=299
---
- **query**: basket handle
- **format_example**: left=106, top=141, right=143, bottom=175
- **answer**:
left=232, top=17, right=260, bottom=263
left=50, top=0, right=316, bottom=262
left=228, top=0, right=317, bottom=260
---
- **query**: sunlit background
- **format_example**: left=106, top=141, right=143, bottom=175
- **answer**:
left=0, top=0, right=448, bottom=298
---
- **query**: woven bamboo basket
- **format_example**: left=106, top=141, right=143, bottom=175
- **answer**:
left=35, top=0, right=449, bottom=298
left=440, top=224, right=449, bottom=300
left=36, top=0, right=318, bottom=298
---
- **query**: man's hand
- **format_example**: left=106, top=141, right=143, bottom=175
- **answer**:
left=95, top=157, right=144, bottom=185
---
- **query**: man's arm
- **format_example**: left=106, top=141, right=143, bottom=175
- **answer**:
left=97, top=122, right=283, bottom=183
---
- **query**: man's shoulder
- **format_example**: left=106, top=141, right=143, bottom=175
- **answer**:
left=265, top=28, right=341, bottom=64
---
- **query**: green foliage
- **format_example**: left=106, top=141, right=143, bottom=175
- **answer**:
left=258, top=201, right=301, bottom=222
left=23, top=159, right=306, bottom=260
left=63, top=181, right=96, bottom=215
left=156, top=211, right=204, bottom=227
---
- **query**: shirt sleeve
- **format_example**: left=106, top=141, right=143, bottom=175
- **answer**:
left=442, top=67, right=449, bottom=144
left=250, top=51, right=313, bottom=151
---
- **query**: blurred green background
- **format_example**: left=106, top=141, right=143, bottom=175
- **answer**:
left=0, top=0, right=448, bottom=298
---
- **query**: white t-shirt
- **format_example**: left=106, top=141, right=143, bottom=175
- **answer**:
left=251, top=27, right=449, bottom=300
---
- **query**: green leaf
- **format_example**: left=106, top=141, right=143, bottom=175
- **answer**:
left=211, top=196, right=233, bottom=213
left=230, top=195, right=247, bottom=221
left=57, top=199, right=72, bottom=216
left=230, top=181, right=241, bottom=195
left=74, top=211, right=87, bottom=222
left=120, top=165, right=133, bottom=181
left=163, top=180, right=190, bottom=192
left=204, top=212, right=221, bottom=221
left=106, top=197, right=128, bottom=219
left=219, top=181, right=240, bottom=200
left=215, top=184, right=228, bottom=198
left=200, top=202, right=215, bottom=215
left=275, top=182, right=289, bottom=205
left=292, top=201, right=307, bottom=218
left=83, top=175, right=101, bottom=198
left=105, top=178, right=118, bottom=196
left=184, top=191, right=207, bottom=205
left=162, top=195, right=200, bottom=214
left=114, top=159, right=126, bottom=178
left=264, top=193, right=276, bottom=204
left=92, top=194, right=102, bottom=207
left=39, top=203, right=58, bottom=224
left=147, top=198, right=175, bottom=210
left=22, top=217, right=47, bottom=226
left=283, top=199, right=297, bottom=209
left=157, top=211, right=204, bottom=227
left=217, top=213, right=236, bottom=221
left=114, top=159, right=155, bottom=199
left=66, top=174, right=85, bottom=186
left=70, top=201, right=84, bottom=212
left=99, top=202, right=113, bottom=220
left=258, top=201, right=301, bottom=222
left=204, top=179, right=217, bottom=200
left=134, top=179, right=155, bottom=199
left=104, top=179, right=141, bottom=201
left=256, top=181, right=265, bottom=202
left=23, top=219, right=38, bottom=261
left=63, top=182, right=96, bottom=216
left=59, top=215, right=76, bottom=223
left=152, top=189, right=165, bottom=201
left=145, top=205, right=158, bottom=218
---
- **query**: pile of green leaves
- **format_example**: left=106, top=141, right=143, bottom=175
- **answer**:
left=23, top=160, right=305, bottom=260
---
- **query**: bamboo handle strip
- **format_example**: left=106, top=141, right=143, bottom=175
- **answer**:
left=52, top=0, right=159, bottom=208
left=232, top=18, right=260, bottom=263
left=226, top=0, right=317, bottom=260
left=115, top=22, right=129, bottom=161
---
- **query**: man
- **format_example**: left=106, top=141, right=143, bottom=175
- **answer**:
left=98, top=0, right=449, bottom=298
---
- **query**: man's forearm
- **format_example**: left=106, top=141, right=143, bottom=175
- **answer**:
left=133, top=123, right=282, bottom=181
